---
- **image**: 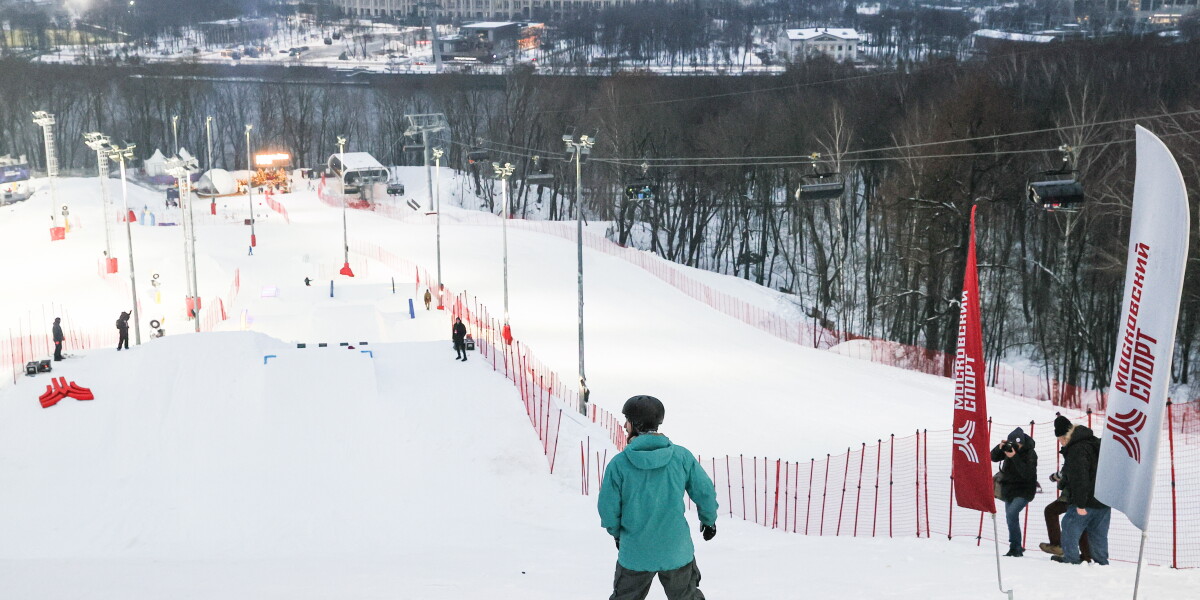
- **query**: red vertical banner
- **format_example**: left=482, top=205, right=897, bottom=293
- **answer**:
left=951, top=205, right=996, bottom=514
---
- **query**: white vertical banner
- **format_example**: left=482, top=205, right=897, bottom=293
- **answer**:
left=1095, top=126, right=1190, bottom=531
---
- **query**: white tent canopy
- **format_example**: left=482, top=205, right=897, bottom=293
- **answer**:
left=143, top=149, right=167, bottom=176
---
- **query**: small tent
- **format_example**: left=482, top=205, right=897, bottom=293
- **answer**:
left=143, top=149, right=168, bottom=177
left=195, top=168, right=239, bottom=197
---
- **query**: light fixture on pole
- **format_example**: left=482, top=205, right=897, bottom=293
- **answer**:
left=493, top=161, right=515, bottom=334
left=171, top=114, right=180, bottom=156
left=245, top=124, right=256, bottom=249
left=83, top=132, right=117, bottom=274
left=32, top=111, right=63, bottom=238
left=403, top=113, right=449, bottom=306
left=107, top=141, right=143, bottom=346
left=563, top=132, right=595, bottom=415
left=205, top=116, right=213, bottom=172
left=337, top=135, right=354, bottom=277
left=432, top=146, right=444, bottom=309
left=166, top=155, right=202, bottom=331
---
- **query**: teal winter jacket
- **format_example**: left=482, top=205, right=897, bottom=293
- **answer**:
left=597, top=433, right=719, bottom=572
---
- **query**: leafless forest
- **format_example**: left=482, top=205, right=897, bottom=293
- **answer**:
left=4, top=38, right=1200, bottom=395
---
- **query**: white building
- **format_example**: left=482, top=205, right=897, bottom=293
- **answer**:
left=777, top=28, right=860, bottom=63
left=331, top=0, right=643, bottom=21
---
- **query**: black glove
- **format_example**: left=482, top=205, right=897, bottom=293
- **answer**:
left=701, top=524, right=716, bottom=541
left=614, top=537, right=620, bottom=550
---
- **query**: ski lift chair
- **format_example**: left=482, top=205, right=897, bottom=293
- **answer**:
left=467, top=149, right=490, bottom=165
left=796, top=154, right=845, bottom=201
left=624, top=180, right=655, bottom=201
left=1028, top=146, right=1084, bottom=212
left=526, top=155, right=555, bottom=184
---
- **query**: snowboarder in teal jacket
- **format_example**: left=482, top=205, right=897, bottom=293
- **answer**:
left=598, top=395, right=718, bottom=600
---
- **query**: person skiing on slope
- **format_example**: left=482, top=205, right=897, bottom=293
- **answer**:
left=52, top=317, right=65, bottom=361
left=598, top=395, right=718, bottom=600
left=116, top=312, right=131, bottom=351
left=452, top=317, right=467, bottom=361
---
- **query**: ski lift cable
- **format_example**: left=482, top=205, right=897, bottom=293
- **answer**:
left=459, top=107, right=1200, bottom=169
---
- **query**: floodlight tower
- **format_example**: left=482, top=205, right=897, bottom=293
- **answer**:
left=166, top=155, right=202, bottom=331
left=432, top=146, right=444, bottom=306
left=83, top=132, right=116, bottom=273
left=107, top=142, right=143, bottom=345
left=404, top=113, right=449, bottom=304
left=563, top=132, right=595, bottom=415
left=337, top=135, right=354, bottom=277
left=245, top=124, right=256, bottom=249
left=493, top=162, right=515, bottom=326
left=32, top=111, right=62, bottom=230
left=171, top=114, right=180, bottom=156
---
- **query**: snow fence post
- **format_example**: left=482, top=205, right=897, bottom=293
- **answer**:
left=923, top=428, right=931, bottom=538
left=873, top=439, right=882, bottom=537
left=915, top=429, right=921, bottom=537
left=889, top=434, right=895, bottom=539
left=837, top=449, right=850, bottom=536
left=820, top=453, right=830, bottom=535
left=1168, top=400, right=1179, bottom=569
left=329, top=280, right=334, bottom=298
left=854, top=442, right=866, bottom=537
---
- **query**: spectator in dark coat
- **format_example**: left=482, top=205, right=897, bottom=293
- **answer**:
left=452, top=317, right=467, bottom=361
left=991, top=427, right=1038, bottom=557
left=116, top=312, right=131, bottom=351
left=424, top=289, right=432, bottom=310
left=1052, top=423, right=1110, bottom=565
left=52, top=317, right=65, bottom=361
left=1040, top=415, right=1091, bottom=561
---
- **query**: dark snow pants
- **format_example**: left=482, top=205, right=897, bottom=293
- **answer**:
left=609, top=559, right=705, bottom=600
left=1045, top=499, right=1090, bottom=561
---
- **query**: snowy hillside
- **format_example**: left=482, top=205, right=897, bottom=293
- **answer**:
left=1, top=170, right=1197, bottom=598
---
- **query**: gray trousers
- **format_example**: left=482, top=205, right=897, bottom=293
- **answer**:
left=610, top=559, right=705, bottom=600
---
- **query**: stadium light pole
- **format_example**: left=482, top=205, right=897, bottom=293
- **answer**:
left=433, top=146, right=445, bottom=306
left=403, top=113, right=449, bottom=306
left=171, top=114, right=179, bottom=156
left=166, top=155, right=201, bottom=331
left=245, top=124, right=256, bottom=249
left=83, top=132, right=115, bottom=273
left=563, top=132, right=594, bottom=415
left=108, top=142, right=142, bottom=345
left=205, top=116, right=213, bottom=171
left=337, top=135, right=354, bottom=277
left=32, top=111, right=61, bottom=230
left=493, top=162, right=514, bottom=326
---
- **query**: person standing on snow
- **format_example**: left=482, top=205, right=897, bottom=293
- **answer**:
left=598, top=395, right=718, bottom=600
left=116, top=312, right=131, bottom=350
left=52, top=317, right=65, bottom=361
left=991, top=427, right=1038, bottom=557
left=1052, top=422, right=1110, bottom=565
left=424, top=288, right=432, bottom=310
left=1039, top=415, right=1092, bottom=560
left=452, top=317, right=467, bottom=361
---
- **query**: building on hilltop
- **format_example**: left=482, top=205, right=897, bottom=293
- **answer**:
left=776, top=28, right=859, bottom=63
left=331, top=0, right=581, bottom=21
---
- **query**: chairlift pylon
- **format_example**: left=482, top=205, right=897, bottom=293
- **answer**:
left=796, top=153, right=845, bottom=201
left=1028, top=146, right=1084, bottom=212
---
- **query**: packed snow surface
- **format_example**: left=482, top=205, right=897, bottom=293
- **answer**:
left=1, top=171, right=1196, bottom=598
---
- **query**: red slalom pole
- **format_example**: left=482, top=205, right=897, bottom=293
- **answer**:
left=1168, top=400, right=1179, bottom=569
left=873, top=439, right=881, bottom=537
left=819, top=453, right=830, bottom=536
left=853, top=443, right=865, bottom=537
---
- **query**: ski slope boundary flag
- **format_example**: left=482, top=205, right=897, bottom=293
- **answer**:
left=952, top=204, right=995, bottom=514
left=1096, top=126, right=1190, bottom=531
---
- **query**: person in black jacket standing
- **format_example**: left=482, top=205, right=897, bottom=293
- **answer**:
left=116, top=312, right=131, bottom=351
left=452, top=317, right=467, bottom=361
left=52, top=317, right=65, bottom=361
left=1052, top=424, right=1110, bottom=565
left=991, top=427, right=1038, bottom=557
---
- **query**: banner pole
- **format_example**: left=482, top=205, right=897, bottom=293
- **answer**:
left=991, top=513, right=1014, bottom=599
left=1132, top=531, right=1148, bottom=600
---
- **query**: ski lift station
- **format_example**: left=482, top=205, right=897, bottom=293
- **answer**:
left=328, top=152, right=389, bottom=197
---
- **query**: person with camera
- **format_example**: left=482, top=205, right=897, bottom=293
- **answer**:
left=991, top=427, right=1038, bottom=557
left=1039, top=415, right=1092, bottom=560
left=598, top=395, right=718, bottom=600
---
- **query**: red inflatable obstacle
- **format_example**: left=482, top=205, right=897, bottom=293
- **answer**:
left=339, top=262, right=355, bottom=277
left=39, top=377, right=95, bottom=409
left=49, top=226, right=65, bottom=241
left=106, top=257, right=118, bottom=274
left=502, top=324, right=513, bottom=346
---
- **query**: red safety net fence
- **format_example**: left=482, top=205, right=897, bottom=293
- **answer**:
left=578, top=405, right=1200, bottom=568
left=263, top=191, right=291, bottom=224
left=3, top=269, right=242, bottom=385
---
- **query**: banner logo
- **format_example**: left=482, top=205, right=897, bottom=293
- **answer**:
left=1107, top=408, right=1149, bottom=463
left=953, top=421, right=979, bottom=463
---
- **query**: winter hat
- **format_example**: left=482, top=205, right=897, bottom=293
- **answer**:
left=1007, top=427, right=1026, bottom=444
left=1054, top=415, right=1072, bottom=437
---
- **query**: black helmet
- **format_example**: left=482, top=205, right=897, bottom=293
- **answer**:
left=622, top=395, right=665, bottom=434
